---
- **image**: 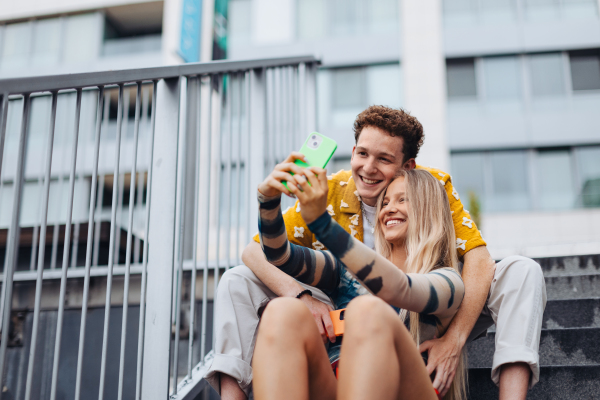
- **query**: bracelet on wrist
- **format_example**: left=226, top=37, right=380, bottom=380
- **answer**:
left=296, top=289, right=312, bottom=299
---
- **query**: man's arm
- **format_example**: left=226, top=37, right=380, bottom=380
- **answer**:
left=419, top=245, right=496, bottom=395
left=241, top=241, right=337, bottom=343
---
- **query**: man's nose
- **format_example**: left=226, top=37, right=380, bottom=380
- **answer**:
left=363, top=157, right=377, bottom=174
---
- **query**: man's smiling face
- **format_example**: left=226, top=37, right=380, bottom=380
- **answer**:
left=351, top=126, right=414, bottom=206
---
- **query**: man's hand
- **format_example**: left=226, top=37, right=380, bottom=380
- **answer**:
left=257, top=152, right=307, bottom=198
left=297, top=294, right=336, bottom=344
left=287, top=167, right=328, bottom=224
left=419, top=333, right=463, bottom=396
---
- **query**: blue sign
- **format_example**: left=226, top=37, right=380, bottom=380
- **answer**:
left=180, top=0, right=202, bottom=63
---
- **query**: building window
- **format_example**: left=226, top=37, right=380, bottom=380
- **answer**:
left=536, top=150, right=575, bottom=210
left=318, top=63, right=402, bottom=129
left=529, top=52, right=566, bottom=97
left=450, top=152, right=486, bottom=206
left=569, top=49, right=600, bottom=91
left=577, top=146, right=600, bottom=207
left=482, top=56, right=522, bottom=101
left=446, top=58, right=477, bottom=98
left=489, top=151, right=530, bottom=212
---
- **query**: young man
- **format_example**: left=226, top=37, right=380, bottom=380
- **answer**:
left=205, top=106, right=546, bottom=400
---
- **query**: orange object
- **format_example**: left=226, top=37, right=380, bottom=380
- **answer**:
left=329, top=309, right=346, bottom=337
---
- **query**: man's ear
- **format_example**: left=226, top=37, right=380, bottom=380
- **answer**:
left=403, top=158, right=416, bottom=170
left=351, top=145, right=356, bottom=160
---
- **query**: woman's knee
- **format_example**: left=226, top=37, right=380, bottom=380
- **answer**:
left=345, top=296, right=398, bottom=338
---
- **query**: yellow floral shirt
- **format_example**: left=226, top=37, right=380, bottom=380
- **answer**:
left=253, top=167, right=486, bottom=260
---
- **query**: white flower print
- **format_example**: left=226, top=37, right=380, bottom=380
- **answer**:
left=282, top=206, right=292, bottom=215
left=294, top=226, right=305, bottom=238
left=452, top=187, right=460, bottom=200
left=462, top=217, right=474, bottom=229
left=312, top=241, right=325, bottom=250
left=326, top=205, right=335, bottom=216
left=296, top=203, right=301, bottom=213
left=349, top=214, right=360, bottom=226
left=340, top=181, right=348, bottom=186
left=438, top=172, right=445, bottom=177
left=340, top=199, right=349, bottom=209
left=456, top=238, right=467, bottom=251
left=350, top=226, right=358, bottom=237
left=354, top=190, right=361, bottom=202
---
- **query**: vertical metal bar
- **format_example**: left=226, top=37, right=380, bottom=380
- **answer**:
left=50, top=174, right=63, bottom=270
left=114, top=170, right=125, bottom=265
left=135, top=81, right=157, bottom=400
left=70, top=179, right=82, bottom=268
left=172, top=77, right=188, bottom=394
left=244, top=72, right=252, bottom=246
left=30, top=177, right=43, bottom=271
left=93, top=92, right=110, bottom=267
left=93, top=174, right=105, bottom=267
left=0, top=94, right=31, bottom=400
left=117, top=82, right=142, bottom=400
left=49, top=88, right=82, bottom=400
left=305, top=62, right=318, bottom=134
left=24, top=91, right=58, bottom=400
left=0, top=93, right=8, bottom=182
left=98, top=83, right=124, bottom=400
left=199, top=75, right=213, bottom=363
left=224, top=74, right=233, bottom=271
left=188, top=77, right=201, bottom=376
left=211, top=75, right=223, bottom=346
left=141, top=77, right=181, bottom=399
left=134, top=84, right=151, bottom=265
left=74, top=87, right=104, bottom=400
left=234, top=74, right=243, bottom=265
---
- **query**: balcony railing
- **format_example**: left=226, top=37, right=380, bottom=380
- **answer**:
left=0, top=55, right=319, bottom=400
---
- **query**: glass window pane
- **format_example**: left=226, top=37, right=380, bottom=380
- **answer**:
left=366, top=64, right=402, bottom=108
left=480, top=0, right=517, bottom=23
left=228, top=0, right=252, bottom=40
left=529, top=53, right=566, bottom=97
left=31, top=18, right=61, bottom=67
left=447, top=59, right=477, bottom=98
left=369, top=0, right=399, bottom=34
left=577, top=146, right=600, bottom=207
left=329, top=0, right=364, bottom=36
left=331, top=67, right=365, bottom=109
left=451, top=152, right=485, bottom=199
left=489, top=151, right=530, bottom=211
left=570, top=50, right=600, bottom=91
left=536, top=150, right=575, bottom=210
left=483, top=56, right=521, bottom=100
left=63, top=13, right=99, bottom=64
left=562, top=0, right=598, bottom=19
left=524, top=0, right=560, bottom=21
left=0, top=22, right=32, bottom=70
left=298, top=0, right=327, bottom=40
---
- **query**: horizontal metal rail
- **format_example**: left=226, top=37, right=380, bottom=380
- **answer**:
left=0, top=56, right=319, bottom=94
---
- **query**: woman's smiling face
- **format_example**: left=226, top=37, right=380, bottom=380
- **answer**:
left=378, top=177, right=409, bottom=245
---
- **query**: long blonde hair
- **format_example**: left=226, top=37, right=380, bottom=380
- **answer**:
left=374, top=169, right=467, bottom=400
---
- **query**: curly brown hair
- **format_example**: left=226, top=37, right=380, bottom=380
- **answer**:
left=353, top=105, right=424, bottom=162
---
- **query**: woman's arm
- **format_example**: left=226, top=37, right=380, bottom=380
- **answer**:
left=307, top=212, right=464, bottom=317
left=258, top=191, right=341, bottom=294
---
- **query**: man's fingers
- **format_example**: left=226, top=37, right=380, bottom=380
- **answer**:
left=419, top=340, right=434, bottom=354
left=441, top=370, right=456, bottom=397
left=431, top=365, right=446, bottom=393
left=313, top=315, right=327, bottom=344
left=322, top=313, right=336, bottom=343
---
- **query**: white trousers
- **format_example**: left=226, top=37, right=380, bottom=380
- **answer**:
left=204, top=255, right=546, bottom=396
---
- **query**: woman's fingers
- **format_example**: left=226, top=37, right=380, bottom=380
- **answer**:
left=283, top=151, right=306, bottom=164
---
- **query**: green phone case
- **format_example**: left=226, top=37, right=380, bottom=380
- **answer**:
left=282, top=132, right=338, bottom=191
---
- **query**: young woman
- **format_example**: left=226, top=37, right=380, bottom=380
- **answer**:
left=253, top=168, right=466, bottom=400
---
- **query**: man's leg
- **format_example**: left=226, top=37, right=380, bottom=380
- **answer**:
left=204, top=265, right=333, bottom=399
left=486, top=255, right=547, bottom=399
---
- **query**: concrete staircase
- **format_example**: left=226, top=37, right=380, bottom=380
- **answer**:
left=467, top=254, right=600, bottom=399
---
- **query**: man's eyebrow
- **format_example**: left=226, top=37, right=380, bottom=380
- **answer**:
left=356, top=146, right=397, bottom=160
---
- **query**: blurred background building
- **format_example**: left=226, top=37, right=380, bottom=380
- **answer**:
left=2, top=0, right=600, bottom=261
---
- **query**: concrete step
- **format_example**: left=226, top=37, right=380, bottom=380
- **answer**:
left=543, top=298, right=600, bottom=329
left=535, top=254, right=600, bottom=278
left=468, top=365, right=600, bottom=400
left=468, top=328, right=600, bottom=368
left=546, top=274, right=600, bottom=300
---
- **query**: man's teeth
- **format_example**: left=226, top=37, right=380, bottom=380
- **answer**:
left=386, top=219, right=403, bottom=227
left=362, top=177, right=379, bottom=184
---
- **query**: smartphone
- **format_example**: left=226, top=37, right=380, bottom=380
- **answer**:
left=282, top=132, right=338, bottom=192
left=329, top=308, right=345, bottom=337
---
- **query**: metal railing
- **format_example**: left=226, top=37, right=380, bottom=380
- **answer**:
left=0, top=55, right=318, bottom=400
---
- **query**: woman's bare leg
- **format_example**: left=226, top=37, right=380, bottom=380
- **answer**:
left=253, top=298, right=337, bottom=400
left=337, top=296, right=438, bottom=400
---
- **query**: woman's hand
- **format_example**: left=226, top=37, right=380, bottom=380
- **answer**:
left=287, top=167, right=328, bottom=225
left=257, top=152, right=307, bottom=198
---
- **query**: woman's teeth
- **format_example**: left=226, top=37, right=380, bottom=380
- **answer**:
left=386, top=219, right=404, bottom=227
